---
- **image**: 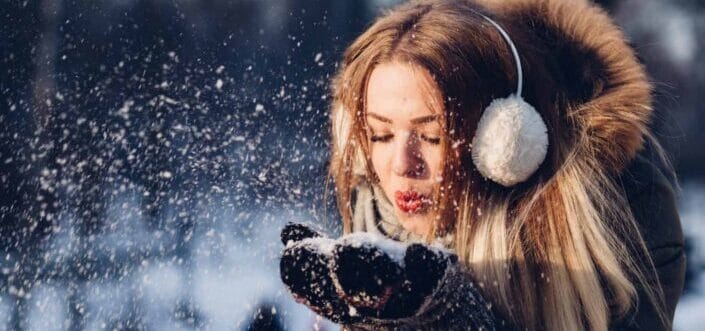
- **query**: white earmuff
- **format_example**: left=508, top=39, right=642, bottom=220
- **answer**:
left=470, top=14, right=548, bottom=187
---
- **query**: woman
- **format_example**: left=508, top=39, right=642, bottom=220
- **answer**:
left=280, top=0, right=686, bottom=330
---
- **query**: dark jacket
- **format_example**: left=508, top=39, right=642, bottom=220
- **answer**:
left=476, top=0, right=689, bottom=325
left=610, top=147, right=686, bottom=330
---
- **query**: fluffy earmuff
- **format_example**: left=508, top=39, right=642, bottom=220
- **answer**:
left=471, top=94, right=548, bottom=186
left=470, top=13, right=548, bottom=186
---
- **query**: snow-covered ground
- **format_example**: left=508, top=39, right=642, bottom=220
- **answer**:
left=3, top=180, right=699, bottom=330
left=14, top=182, right=339, bottom=330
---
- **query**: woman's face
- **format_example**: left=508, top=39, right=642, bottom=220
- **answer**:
left=365, top=62, right=444, bottom=236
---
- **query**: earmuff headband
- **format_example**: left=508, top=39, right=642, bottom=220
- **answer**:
left=470, top=12, right=549, bottom=187
left=478, top=13, right=523, bottom=97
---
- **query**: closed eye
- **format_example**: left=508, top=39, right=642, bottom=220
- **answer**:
left=371, top=134, right=440, bottom=144
left=370, top=134, right=393, bottom=143
left=420, top=134, right=441, bottom=144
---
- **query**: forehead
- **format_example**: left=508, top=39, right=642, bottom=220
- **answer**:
left=365, top=62, right=442, bottom=120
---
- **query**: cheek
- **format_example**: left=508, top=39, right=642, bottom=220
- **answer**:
left=370, top=146, right=398, bottom=207
left=369, top=145, right=390, bottom=181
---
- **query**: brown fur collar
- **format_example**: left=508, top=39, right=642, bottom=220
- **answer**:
left=477, top=0, right=653, bottom=173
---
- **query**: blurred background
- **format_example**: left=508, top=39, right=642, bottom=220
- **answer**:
left=0, top=0, right=703, bottom=330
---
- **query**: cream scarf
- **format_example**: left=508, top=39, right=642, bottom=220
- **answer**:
left=350, top=179, right=453, bottom=247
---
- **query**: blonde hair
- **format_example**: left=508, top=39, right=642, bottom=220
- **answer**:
left=328, top=0, right=672, bottom=330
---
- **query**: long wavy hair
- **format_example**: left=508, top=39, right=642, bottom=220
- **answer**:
left=328, top=0, right=672, bottom=330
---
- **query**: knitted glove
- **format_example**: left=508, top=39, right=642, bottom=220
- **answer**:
left=280, top=223, right=496, bottom=330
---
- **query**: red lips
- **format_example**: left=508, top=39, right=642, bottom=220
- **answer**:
left=394, top=190, right=431, bottom=214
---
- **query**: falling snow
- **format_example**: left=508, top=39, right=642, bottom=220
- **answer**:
left=0, top=0, right=342, bottom=328
left=1, top=0, right=703, bottom=330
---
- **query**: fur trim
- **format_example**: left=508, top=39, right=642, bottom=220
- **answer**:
left=477, top=0, right=653, bottom=172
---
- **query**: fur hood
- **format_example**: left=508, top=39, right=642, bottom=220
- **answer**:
left=477, top=0, right=654, bottom=173
left=331, top=0, right=654, bottom=178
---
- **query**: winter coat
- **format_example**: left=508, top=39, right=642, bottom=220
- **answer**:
left=350, top=141, right=685, bottom=330
left=342, top=0, right=686, bottom=329
left=611, top=143, right=686, bottom=330
left=474, top=0, right=688, bottom=326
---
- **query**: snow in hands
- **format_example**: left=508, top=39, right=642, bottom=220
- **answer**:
left=279, top=223, right=497, bottom=329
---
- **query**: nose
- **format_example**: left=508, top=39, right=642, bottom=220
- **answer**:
left=391, top=131, right=428, bottom=178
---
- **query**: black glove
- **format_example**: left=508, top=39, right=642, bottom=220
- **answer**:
left=330, top=233, right=455, bottom=320
left=280, top=223, right=361, bottom=324
left=280, top=223, right=496, bottom=329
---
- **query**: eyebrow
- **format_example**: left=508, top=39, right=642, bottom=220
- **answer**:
left=366, top=112, right=439, bottom=125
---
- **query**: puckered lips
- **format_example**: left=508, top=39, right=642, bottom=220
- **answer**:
left=394, top=190, right=431, bottom=214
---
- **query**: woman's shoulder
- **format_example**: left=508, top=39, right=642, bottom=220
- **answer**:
left=620, top=147, right=678, bottom=199
left=614, top=145, right=686, bottom=328
left=619, top=146, right=683, bottom=251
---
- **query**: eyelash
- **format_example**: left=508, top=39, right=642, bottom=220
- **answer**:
left=370, top=134, right=441, bottom=145
left=370, top=134, right=393, bottom=143
left=422, top=135, right=441, bottom=144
